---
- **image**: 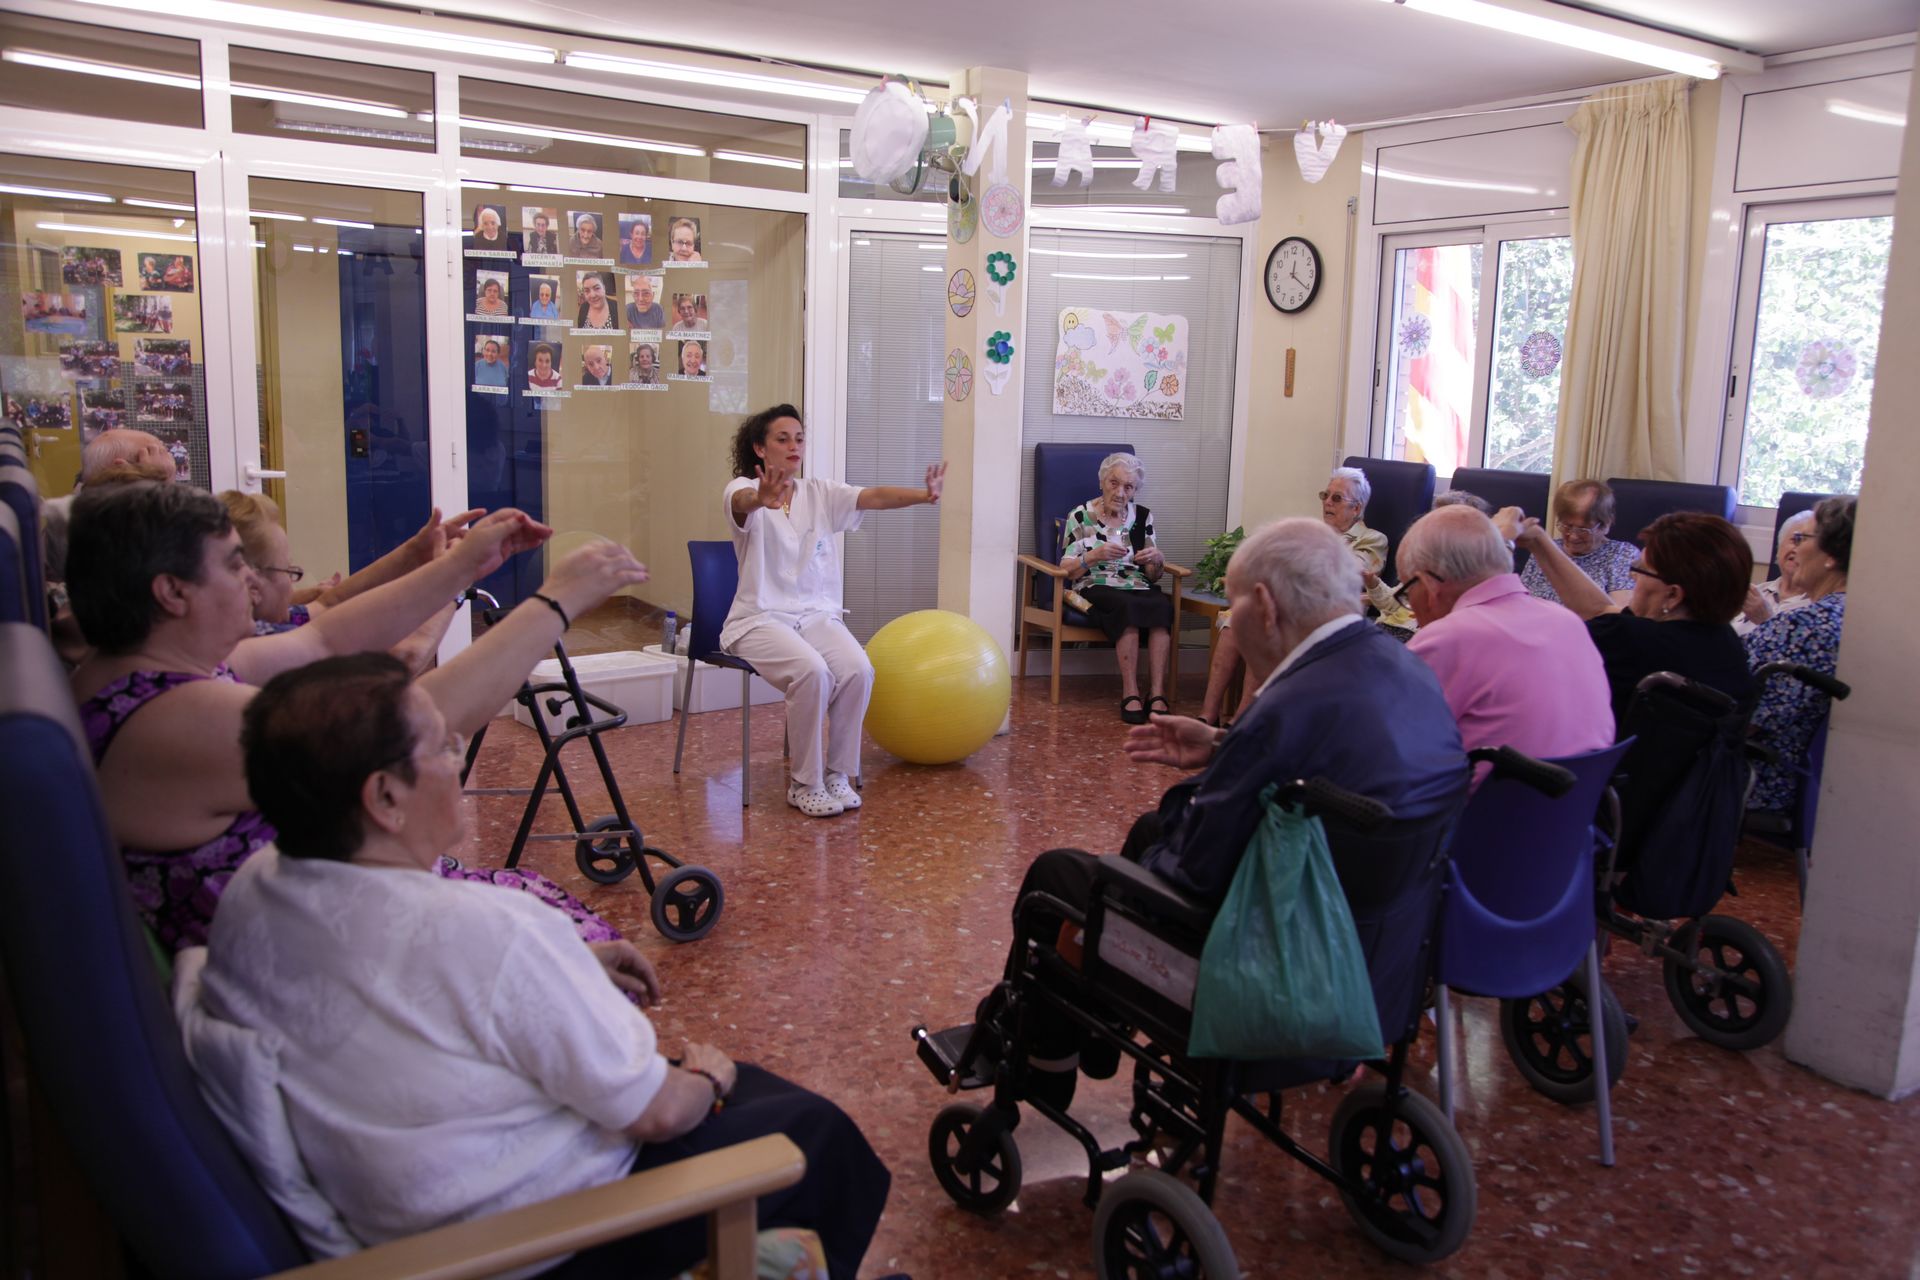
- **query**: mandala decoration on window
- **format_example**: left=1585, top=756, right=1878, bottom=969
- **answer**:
left=1794, top=339, right=1857, bottom=400
left=1519, top=329, right=1562, bottom=378
left=1397, top=312, right=1431, bottom=360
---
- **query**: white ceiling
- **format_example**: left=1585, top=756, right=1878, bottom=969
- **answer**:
left=370, top=0, right=1918, bottom=127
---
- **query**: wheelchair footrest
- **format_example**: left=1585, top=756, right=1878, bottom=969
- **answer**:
left=913, top=1023, right=996, bottom=1091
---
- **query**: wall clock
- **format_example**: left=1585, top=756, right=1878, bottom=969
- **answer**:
left=1265, top=236, right=1321, bottom=313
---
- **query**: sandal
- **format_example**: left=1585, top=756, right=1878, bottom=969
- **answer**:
left=1146, top=695, right=1171, bottom=718
left=1119, top=695, right=1148, bottom=725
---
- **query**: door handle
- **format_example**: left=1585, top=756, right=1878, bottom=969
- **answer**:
left=244, top=463, right=287, bottom=484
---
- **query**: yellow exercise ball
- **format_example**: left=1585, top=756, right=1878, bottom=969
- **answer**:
left=864, top=610, right=1010, bottom=765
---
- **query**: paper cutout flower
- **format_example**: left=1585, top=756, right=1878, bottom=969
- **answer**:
left=1398, top=313, right=1431, bottom=359
left=1519, top=330, right=1562, bottom=379
left=986, top=331, right=1014, bottom=364
left=945, top=348, right=973, bottom=400
left=1795, top=339, right=1857, bottom=400
left=985, top=252, right=1016, bottom=286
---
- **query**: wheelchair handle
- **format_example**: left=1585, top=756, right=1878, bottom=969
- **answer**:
left=1467, top=746, right=1577, bottom=798
left=1279, top=776, right=1393, bottom=830
left=1633, top=670, right=1737, bottom=715
left=1755, top=660, right=1850, bottom=701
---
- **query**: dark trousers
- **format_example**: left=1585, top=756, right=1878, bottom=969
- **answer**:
left=548, top=1064, right=890, bottom=1280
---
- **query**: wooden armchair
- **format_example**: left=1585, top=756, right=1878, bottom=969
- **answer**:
left=1015, top=550, right=1189, bottom=704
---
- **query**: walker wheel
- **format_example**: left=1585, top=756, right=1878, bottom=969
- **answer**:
left=1329, top=1083, right=1476, bottom=1264
left=1499, top=972, right=1629, bottom=1103
left=650, top=865, right=723, bottom=942
left=575, top=815, right=637, bottom=885
left=928, top=1102, right=1022, bottom=1216
left=1093, top=1168, right=1238, bottom=1279
left=1663, top=914, right=1792, bottom=1049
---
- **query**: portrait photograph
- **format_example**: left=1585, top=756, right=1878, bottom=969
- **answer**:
left=113, top=295, right=172, bottom=334
left=470, top=203, right=509, bottom=249
left=523, top=274, right=563, bottom=323
left=521, top=206, right=561, bottom=256
left=139, top=253, right=196, bottom=292
left=626, top=342, right=662, bottom=386
left=471, top=333, right=509, bottom=391
left=526, top=340, right=565, bottom=392
left=577, top=343, right=614, bottom=387
left=668, top=292, right=709, bottom=337
left=665, top=216, right=704, bottom=265
left=617, top=213, right=653, bottom=266
left=59, top=340, right=119, bottom=379
left=134, top=380, right=193, bottom=423
left=61, top=245, right=123, bottom=287
left=625, top=273, right=666, bottom=330
left=22, top=291, right=90, bottom=335
left=572, top=270, right=619, bottom=332
left=471, top=270, right=511, bottom=318
left=566, top=210, right=605, bottom=258
left=133, top=338, right=192, bottom=377
left=671, top=338, right=709, bottom=379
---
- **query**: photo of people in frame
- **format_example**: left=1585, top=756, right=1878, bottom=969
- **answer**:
left=527, top=340, right=565, bottom=393
left=524, top=275, right=562, bottom=323
left=150, top=424, right=192, bottom=481
left=61, top=245, right=122, bottom=287
left=666, top=216, right=704, bottom=265
left=470, top=203, right=509, bottom=251
left=617, top=213, right=653, bottom=266
left=625, top=273, right=665, bottom=330
left=521, top=206, right=560, bottom=256
left=80, top=386, right=127, bottom=438
left=4, top=393, right=73, bottom=431
left=133, top=338, right=192, bottom=377
left=672, top=339, right=708, bottom=379
left=59, top=341, right=119, bottom=379
left=139, top=254, right=195, bottom=292
left=134, top=381, right=193, bottom=423
left=113, top=295, right=173, bottom=334
left=577, top=344, right=614, bottom=387
left=668, top=292, right=709, bottom=338
left=22, top=291, right=90, bottom=335
left=566, top=211, right=604, bottom=258
left=573, top=271, right=619, bottom=331
left=626, top=342, right=661, bottom=386
left=472, top=270, right=511, bottom=318
left=471, top=333, right=509, bottom=391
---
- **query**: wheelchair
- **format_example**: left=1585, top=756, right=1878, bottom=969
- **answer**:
left=1501, top=661, right=1850, bottom=1100
left=912, top=778, right=1476, bottom=1277
left=458, top=588, right=723, bottom=943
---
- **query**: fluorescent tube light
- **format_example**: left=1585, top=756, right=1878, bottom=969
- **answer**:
left=231, top=84, right=410, bottom=119
left=67, top=0, right=557, bottom=63
left=314, top=217, right=375, bottom=229
left=0, top=183, right=115, bottom=203
left=1376, top=0, right=1752, bottom=79
left=249, top=210, right=307, bottom=221
left=291, top=244, right=316, bottom=252
left=456, top=117, right=706, bottom=158
left=713, top=149, right=806, bottom=170
left=1, top=49, right=200, bottom=90
left=563, top=51, right=866, bottom=104
left=921, top=264, right=942, bottom=272
left=123, top=198, right=195, bottom=212
left=1827, top=99, right=1906, bottom=127
left=460, top=180, right=502, bottom=190
left=37, top=221, right=196, bottom=242
left=1365, top=163, right=1541, bottom=194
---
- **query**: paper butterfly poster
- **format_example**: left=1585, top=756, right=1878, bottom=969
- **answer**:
left=1052, top=308, right=1188, bottom=420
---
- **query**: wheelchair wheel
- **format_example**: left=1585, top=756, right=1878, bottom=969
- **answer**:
left=575, top=816, right=637, bottom=885
left=649, top=865, right=723, bottom=943
left=1663, top=914, right=1792, bottom=1050
left=927, top=1102, right=1022, bottom=1215
left=1329, top=1084, right=1475, bottom=1264
left=1093, top=1168, right=1238, bottom=1280
left=1498, top=972, right=1629, bottom=1104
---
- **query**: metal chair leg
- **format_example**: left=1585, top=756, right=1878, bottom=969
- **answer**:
left=740, top=668, right=751, bottom=808
left=1436, top=984, right=1455, bottom=1122
left=1586, top=941, right=1616, bottom=1168
left=673, top=660, right=696, bottom=774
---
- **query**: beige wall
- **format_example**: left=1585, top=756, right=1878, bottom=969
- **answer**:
left=256, top=223, right=349, bottom=578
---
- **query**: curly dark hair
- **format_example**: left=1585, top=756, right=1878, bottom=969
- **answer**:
left=729, top=404, right=803, bottom=479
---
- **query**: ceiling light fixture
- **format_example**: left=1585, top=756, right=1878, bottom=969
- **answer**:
left=1827, top=99, right=1906, bottom=127
left=0, top=182, right=115, bottom=203
left=249, top=209, right=307, bottom=221
left=67, top=0, right=557, bottom=63
left=1, top=49, right=200, bottom=90
left=1365, top=163, right=1542, bottom=194
left=457, top=117, right=706, bottom=158
left=314, top=217, right=375, bottom=229
left=713, top=149, right=806, bottom=170
left=37, top=220, right=196, bottom=242
left=562, top=51, right=867, bottom=104
left=1376, top=0, right=1759, bottom=79
left=231, top=84, right=410, bottom=119
left=123, top=198, right=195, bottom=212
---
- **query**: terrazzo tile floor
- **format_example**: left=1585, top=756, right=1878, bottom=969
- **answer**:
left=460, top=660, right=1920, bottom=1280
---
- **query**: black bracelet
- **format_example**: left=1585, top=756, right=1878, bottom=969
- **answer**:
left=686, top=1066, right=727, bottom=1112
left=531, top=592, right=570, bottom=630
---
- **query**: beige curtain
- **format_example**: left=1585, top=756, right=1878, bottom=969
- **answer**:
left=1551, top=78, right=1691, bottom=495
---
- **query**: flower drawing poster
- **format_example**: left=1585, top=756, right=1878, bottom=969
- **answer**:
left=1053, top=308, right=1188, bottom=420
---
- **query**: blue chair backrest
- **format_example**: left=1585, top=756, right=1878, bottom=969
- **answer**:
left=1446, top=467, right=1551, bottom=574
left=1031, top=443, right=1133, bottom=610
left=0, top=503, right=27, bottom=625
left=1341, top=455, right=1434, bottom=576
left=0, top=467, right=46, bottom=628
left=1792, top=713, right=1833, bottom=844
left=1768, top=491, right=1843, bottom=579
left=686, top=539, right=742, bottom=663
left=0, top=624, right=306, bottom=1278
left=1437, top=741, right=1633, bottom=999
left=1605, top=477, right=1736, bottom=547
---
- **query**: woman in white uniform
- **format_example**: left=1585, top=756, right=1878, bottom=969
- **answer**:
left=721, top=405, right=945, bottom=817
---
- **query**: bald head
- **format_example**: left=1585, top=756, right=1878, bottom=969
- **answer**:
left=1396, top=506, right=1514, bottom=624
left=82, top=429, right=173, bottom=485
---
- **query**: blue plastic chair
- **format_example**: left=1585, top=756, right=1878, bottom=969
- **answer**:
left=0, top=502, right=28, bottom=625
left=1604, top=477, right=1736, bottom=546
left=1445, top=467, right=1550, bottom=574
left=0, top=465, right=47, bottom=629
left=1434, top=741, right=1634, bottom=1166
left=671, top=540, right=786, bottom=807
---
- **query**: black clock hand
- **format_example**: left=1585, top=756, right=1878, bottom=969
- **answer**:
left=1291, top=269, right=1307, bottom=287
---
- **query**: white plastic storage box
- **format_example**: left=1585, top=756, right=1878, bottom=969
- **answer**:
left=511, top=650, right=676, bottom=735
left=642, top=644, right=784, bottom=713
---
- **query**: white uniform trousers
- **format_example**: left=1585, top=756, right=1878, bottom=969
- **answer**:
left=725, top=614, right=873, bottom=790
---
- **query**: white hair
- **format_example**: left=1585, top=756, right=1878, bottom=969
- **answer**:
left=1776, top=508, right=1815, bottom=552
left=1397, top=505, right=1512, bottom=585
left=80, top=428, right=162, bottom=484
left=1328, top=465, right=1371, bottom=509
left=1230, top=518, right=1361, bottom=626
left=1098, top=451, right=1145, bottom=489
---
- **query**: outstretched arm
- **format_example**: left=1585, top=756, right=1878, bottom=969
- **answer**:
left=1497, top=507, right=1619, bottom=620
left=855, top=461, right=947, bottom=511
left=309, top=508, right=482, bottom=615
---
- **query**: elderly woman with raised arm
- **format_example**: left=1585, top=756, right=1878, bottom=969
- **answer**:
left=1519, top=478, right=1637, bottom=604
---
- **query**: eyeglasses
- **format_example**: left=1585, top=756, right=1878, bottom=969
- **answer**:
left=255, top=564, right=304, bottom=582
left=1628, top=562, right=1672, bottom=584
left=1394, top=571, right=1439, bottom=602
left=1559, top=522, right=1603, bottom=535
left=376, top=728, right=467, bottom=774
left=1319, top=490, right=1360, bottom=505
left=1786, top=532, right=1815, bottom=546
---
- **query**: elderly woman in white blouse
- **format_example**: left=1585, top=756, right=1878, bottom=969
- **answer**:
left=1734, top=509, right=1817, bottom=638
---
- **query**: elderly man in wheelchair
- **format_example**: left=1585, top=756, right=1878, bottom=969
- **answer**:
left=915, top=519, right=1476, bottom=1275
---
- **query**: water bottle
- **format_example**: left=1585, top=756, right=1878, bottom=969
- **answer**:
left=661, top=610, right=677, bottom=657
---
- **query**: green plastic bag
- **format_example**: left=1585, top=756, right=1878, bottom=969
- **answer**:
left=1188, top=787, right=1384, bottom=1061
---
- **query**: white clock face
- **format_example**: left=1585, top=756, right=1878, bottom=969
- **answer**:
left=1267, top=240, right=1318, bottom=312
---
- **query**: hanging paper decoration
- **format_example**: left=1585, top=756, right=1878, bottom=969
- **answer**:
left=850, top=81, right=930, bottom=184
left=1054, top=307, right=1188, bottom=419
left=1053, top=119, right=1094, bottom=188
left=986, top=331, right=1014, bottom=363
left=1211, top=124, right=1262, bottom=225
left=947, top=268, right=976, bottom=319
left=1519, top=330, right=1562, bottom=379
left=1130, top=119, right=1179, bottom=193
left=948, top=193, right=977, bottom=244
left=945, top=348, right=973, bottom=401
left=1794, top=339, right=1857, bottom=399
left=1397, top=313, right=1431, bottom=360
left=982, top=183, right=1024, bottom=238
left=958, top=98, right=1024, bottom=240
left=1294, top=120, right=1347, bottom=185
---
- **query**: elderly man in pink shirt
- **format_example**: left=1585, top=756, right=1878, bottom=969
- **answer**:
left=1399, top=505, right=1615, bottom=773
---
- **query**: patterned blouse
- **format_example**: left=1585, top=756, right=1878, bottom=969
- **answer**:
left=1521, top=536, right=1637, bottom=603
left=1744, top=591, right=1846, bottom=812
left=1062, top=500, right=1159, bottom=591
